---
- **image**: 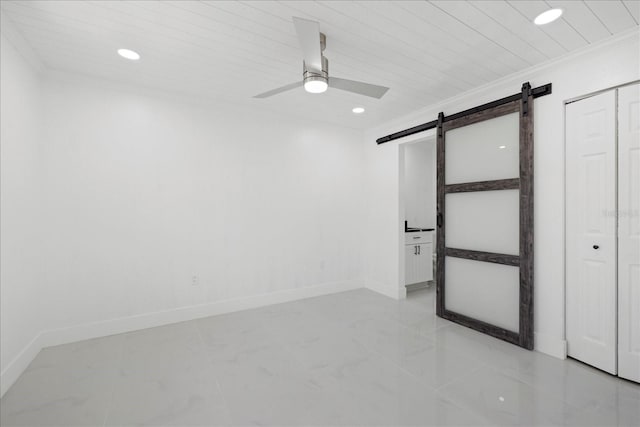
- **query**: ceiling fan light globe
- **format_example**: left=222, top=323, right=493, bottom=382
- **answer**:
left=304, top=79, right=328, bottom=94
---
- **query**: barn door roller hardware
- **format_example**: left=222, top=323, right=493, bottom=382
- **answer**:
left=376, top=82, right=551, bottom=144
left=521, top=82, right=532, bottom=116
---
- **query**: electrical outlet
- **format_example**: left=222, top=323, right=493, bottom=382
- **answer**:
left=191, top=275, right=199, bottom=286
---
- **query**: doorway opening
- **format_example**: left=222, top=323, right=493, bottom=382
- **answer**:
left=398, top=132, right=437, bottom=301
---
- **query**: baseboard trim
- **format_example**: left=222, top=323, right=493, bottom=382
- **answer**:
left=1, top=280, right=363, bottom=397
left=405, top=281, right=433, bottom=293
left=534, top=332, right=567, bottom=359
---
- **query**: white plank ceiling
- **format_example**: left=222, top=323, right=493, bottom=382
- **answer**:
left=1, top=1, right=638, bottom=129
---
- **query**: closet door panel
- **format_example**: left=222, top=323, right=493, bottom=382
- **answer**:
left=618, top=83, right=640, bottom=383
left=566, top=90, right=617, bottom=375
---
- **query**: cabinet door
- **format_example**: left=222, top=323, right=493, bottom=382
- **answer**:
left=416, top=243, right=433, bottom=282
left=405, top=245, right=417, bottom=285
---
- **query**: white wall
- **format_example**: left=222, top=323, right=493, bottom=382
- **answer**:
left=36, top=72, right=365, bottom=333
left=363, top=29, right=640, bottom=358
left=0, top=34, right=43, bottom=379
left=1, top=58, right=365, bottom=394
left=403, top=140, right=436, bottom=229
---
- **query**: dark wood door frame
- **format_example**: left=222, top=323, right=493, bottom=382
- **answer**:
left=436, top=83, right=534, bottom=350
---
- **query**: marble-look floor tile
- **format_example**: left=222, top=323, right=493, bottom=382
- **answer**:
left=508, top=355, right=640, bottom=425
left=348, top=315, right=433, bottom=363
left=316, top=352, right=488, bottom=426
left=392, top=309, right=453, bottom=339
left=206, top=335, right=349, bottom=425
left=254, top=301, right=344, bottom=344
left=222, top=370, right=349, bottom=426
left=396, top=338, right=485, bottom=389
left=103, top=321, right=231, bottom=426
left=2, top=287, right=638, bottom=427
left=197, top=312, right=279, bottom=370
left=22, top=334, right=124, bottom=378
left=439, top=365, right=578, bottom=426
left=105, top=366, right=230, bottom=426
left=427, top=321, right=538, bottom=375
left=560, top=405, right=640, bottom=427
left=118, top=321, right=206, bottom=379
left=285, top=332, right=374, bottom=379
left=0, top=378, right=111, bottom=427
left=0, top=335, right=123, bottom=426
left=195, top=308, right=264, bottom=338
left=301, top=289, right=400, bottom=325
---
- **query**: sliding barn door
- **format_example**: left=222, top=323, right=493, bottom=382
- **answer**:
left=618, top=83, right=640, bottom=383
left=566, top=90, right=617, bottom=374
left=436, top=86, right=534, bottom=349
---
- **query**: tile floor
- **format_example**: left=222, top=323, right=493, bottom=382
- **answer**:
left=1, top=287, right=638, bottom=426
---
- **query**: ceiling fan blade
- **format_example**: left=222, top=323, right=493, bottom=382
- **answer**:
left=329, top=77, right=389, bottom=99
left=292, top=17, right=322, bottom=73
left=253, top=81, right=302, bottom=98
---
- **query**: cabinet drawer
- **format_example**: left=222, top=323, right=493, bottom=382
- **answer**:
left=405, top=231, right=432, bottom=245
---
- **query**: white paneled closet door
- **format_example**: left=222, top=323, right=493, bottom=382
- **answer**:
left=618, top=84, right=640, bottom=383
left=566, top=83, right=640, bottom=383
left=566, top=90, right=618, bottom=375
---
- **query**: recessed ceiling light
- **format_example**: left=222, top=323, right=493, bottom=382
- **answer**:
left=534, top=8, right=563, bottom=25
left=499, top=145, right=506, bottom=149
left=117, top=48, right=140, bottom=61
left=352, top=107, right=365, bottom=114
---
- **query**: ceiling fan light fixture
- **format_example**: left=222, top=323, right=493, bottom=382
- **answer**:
left=304, top=76, right=328, bottom=94
left=534, top=8, right=563, bottom=25
left=252, top=17, right=389, bottom=99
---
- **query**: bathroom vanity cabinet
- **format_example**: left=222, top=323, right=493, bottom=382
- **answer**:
left=405, top=231, right=433, bottom=285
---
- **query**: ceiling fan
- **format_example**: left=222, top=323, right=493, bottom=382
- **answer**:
left=253, top=17, right=390, bottom=99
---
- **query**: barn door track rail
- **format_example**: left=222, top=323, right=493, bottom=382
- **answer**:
left=375, top=83, right=551, bottom=145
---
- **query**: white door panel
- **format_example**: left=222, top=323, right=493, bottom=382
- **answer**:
left=566, top=90, right=617, bottom=374
left=618, top=83, right=640, bottom=383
